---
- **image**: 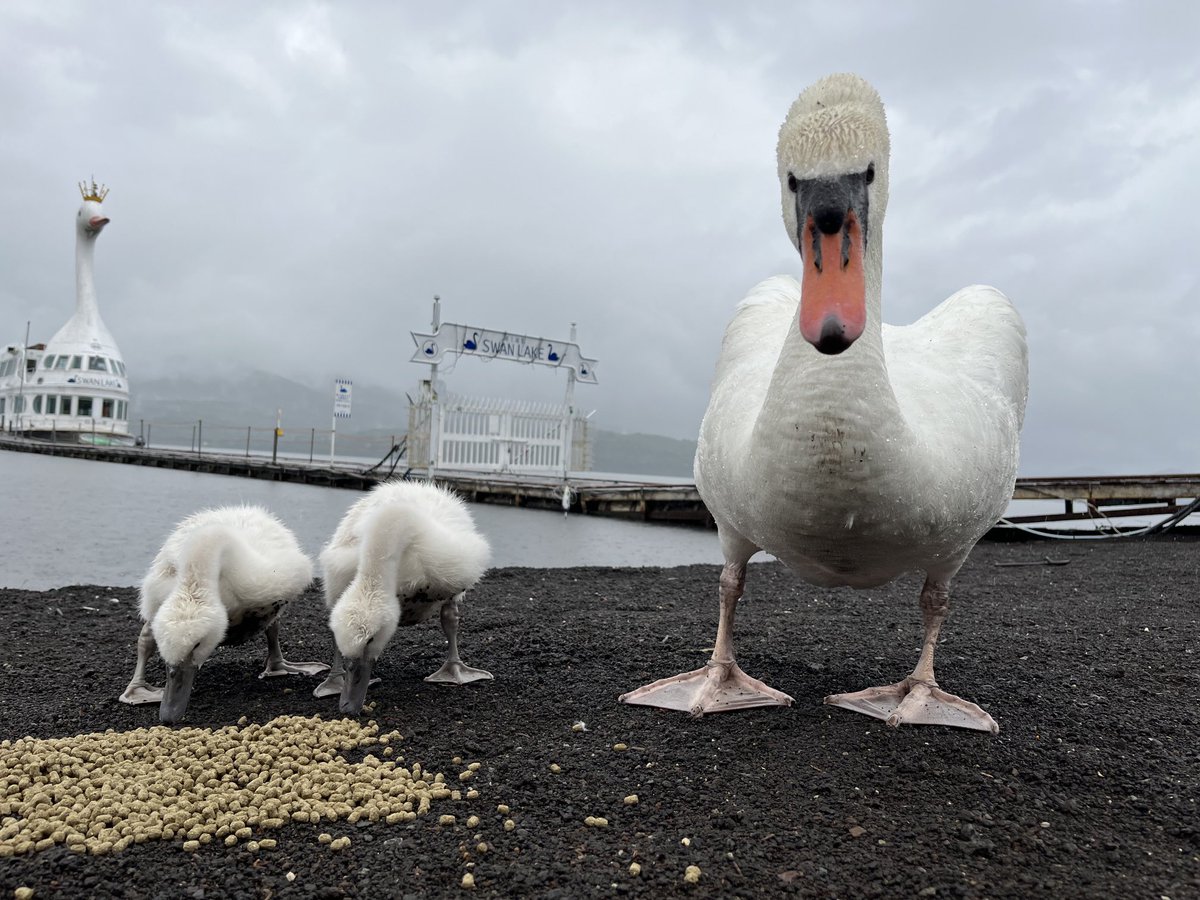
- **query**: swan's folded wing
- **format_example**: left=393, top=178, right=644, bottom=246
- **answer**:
left=883, top=284, right=1029, bottom=431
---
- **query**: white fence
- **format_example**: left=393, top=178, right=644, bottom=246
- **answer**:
left=408, top=391, right=590, bottom=475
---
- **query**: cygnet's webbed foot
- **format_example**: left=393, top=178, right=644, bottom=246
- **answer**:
left=119, top=682, right=164, bottom=705
left=259, top=659, right=331, bottom=679
left=425, top=660, right=493, bottom=685
left=620, top=660, right=794, bottom=717
left=825, top=678, right=998, bottom=734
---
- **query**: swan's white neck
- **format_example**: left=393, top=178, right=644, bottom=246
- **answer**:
left=74, top=232, right=104, bottom=330
left=757, top=235, right=902, bottom=439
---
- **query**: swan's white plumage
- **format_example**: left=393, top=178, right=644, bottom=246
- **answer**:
left=621, top=73, right=1027, bottom=729
left=696, top=75, right=1028, bottom=589
left=139, top=506, right=314, bottom=666
left=323, top=481, right=491, bottom=660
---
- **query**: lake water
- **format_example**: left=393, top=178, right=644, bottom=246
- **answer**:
left=0, top=450, right=725, bottom=590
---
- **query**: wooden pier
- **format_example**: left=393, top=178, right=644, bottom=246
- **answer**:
left=2, top=435, right=1196, bottom=532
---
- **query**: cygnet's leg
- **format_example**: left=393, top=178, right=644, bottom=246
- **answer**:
left=425, top=594, right=493, bottom=684
left=119, top=623, right=164, bottom=704
left=824, top=575, right=998, bottom=733
left=620, top=559, right=794, bottom=716
left=313, top=641, right=345, bottom=697
left=259, top=621, right=331, bottom=679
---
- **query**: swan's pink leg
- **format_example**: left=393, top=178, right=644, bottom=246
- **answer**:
left=825, top=576, right=997, bottom=733
left=620, top=562, right=793, bottom=716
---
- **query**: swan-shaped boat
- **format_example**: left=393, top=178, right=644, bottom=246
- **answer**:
left=620, top=73, right=1028, bottom=733
left=119, top=505, right=327, bottom=723
left=314, top=481, right=492, bottom=716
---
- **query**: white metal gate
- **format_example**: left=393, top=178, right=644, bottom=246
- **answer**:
left=410, top=391, right=590, bottom=475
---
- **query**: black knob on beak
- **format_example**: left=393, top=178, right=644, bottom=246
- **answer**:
left=813, top=205, right=845, bottom=235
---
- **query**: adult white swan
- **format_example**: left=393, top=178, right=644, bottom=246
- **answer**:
left=620, top=73, right=1028, bottom=733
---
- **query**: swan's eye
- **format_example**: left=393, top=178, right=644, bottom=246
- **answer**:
left=865, top=163, right=875, bottom=185
left=787, top=173, right=798, bottom=193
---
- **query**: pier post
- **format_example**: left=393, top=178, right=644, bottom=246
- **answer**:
left=197, top=420, right=203, bottom=456
left=246, top=427, right=251, bottom=457
left=272, top=409, right=281, bottom=464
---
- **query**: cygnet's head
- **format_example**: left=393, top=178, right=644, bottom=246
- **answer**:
left=328, top=575, right=405, bottom=716
left=151, top=585, right=229, bottom=724
left=776, top=73, right=890, bottom=356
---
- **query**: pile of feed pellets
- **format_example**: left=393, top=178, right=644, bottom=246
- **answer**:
left=0, top=714, right=472, bottom=857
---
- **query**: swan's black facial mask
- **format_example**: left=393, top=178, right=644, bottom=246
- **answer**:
left=789, top=167, right=873, bottom=267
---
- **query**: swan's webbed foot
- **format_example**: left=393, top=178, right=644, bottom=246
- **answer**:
left=824, top=678, right=998, bottom=734
left=425, top=659, right=493, bottom=685
left=620, top=660, right=794, bottom=718
left=119, top=681, right=163, bottom=705
left=259, top=659, right=331, bottom=679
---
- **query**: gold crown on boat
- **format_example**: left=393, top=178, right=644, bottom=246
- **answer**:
left=78, top=179, right=109, bottom=203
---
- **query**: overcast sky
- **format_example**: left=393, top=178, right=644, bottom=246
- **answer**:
left=2, top=2, right=1197, bottom=475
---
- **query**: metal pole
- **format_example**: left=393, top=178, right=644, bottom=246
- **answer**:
left=16, top=321, right=30, bottom=434
left=246, top=426, right=251, bottom=457
left=197, top=420, right=203, bottom=456
left=428, top=294, right=441, bottom=482
left=309, top=427, right=315, bottom=464
left=190, top=424, right=196, bottom=452
left=272, top=408, right=281, bottom=464
left=330, top=416, right=336, bottom=466
left=147, top=423, right=152, bottom=449
left=562, top=322, right=578, bottom=481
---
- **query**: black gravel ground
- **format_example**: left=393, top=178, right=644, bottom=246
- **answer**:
left=1, top=536, right=1198, bottom=899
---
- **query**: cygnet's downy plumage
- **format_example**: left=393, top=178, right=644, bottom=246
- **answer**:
left=314, top=481, right=492, bottom=716
left=119, top=505, right=327, bottom=723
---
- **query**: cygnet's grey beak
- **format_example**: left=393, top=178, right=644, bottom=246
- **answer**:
left=339, top=654, right=375, bottom=716
left=160, top=657, right=198, bottom=724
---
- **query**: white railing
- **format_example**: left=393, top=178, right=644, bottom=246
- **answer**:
left=411, top=392, right=589, bottom=475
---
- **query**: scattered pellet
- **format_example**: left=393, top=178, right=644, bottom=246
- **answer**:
left=497, top=804, right=510, bottom=815
left=623, top=795, right=639, bottom=806
left=466, top=815, right=480, bottom=828
left=461, top=873, right=476, bottom=889
left=629, top=862, right=642, bottom=876
left=584, top=816, right=609, bottom=828
left=476, top=841, right=488, bottom=853
left=681, top=837, right=691, bottom=846
left=571, top=721, right=587, bottom=733
left=503, top=819, right=515, bottom=832
left=183, top=840, right=200, bottom=852
left=466, top=790, right=479, bottom=800
left=612, top=743, right=628, bottom=752
left=458, top=771, right=474, bottom=782
left=684, top=865, right=701, bottom=884
left=15, top=889, right=34, bottom=900
left=439, top=815, right=457, bottom=827
left=549, top=764, right=561, bottom=774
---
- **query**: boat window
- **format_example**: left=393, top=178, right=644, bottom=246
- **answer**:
left=89, top=356, right=108, bottom=372
left=43, top=356, right=56, bottom=369
left=33, top=395, right=42, bottom=414
left=60, top=396, right=73, bottom=415
left=13, top=396, right=24, bottom=413
left=54, top=356, right=69, bottom=370
left=45, top=396, right=57, bottom=414
left=119, top=361, right=127, bottom=375
left=0, top=398, right=4, bottom=415
left=77, top=397, right=93, bottom=417
left=70, top=356, right=82, bottom=370
left=101, top=398, right=114, bottom=418
left=118, top=400, right=127, bottom=419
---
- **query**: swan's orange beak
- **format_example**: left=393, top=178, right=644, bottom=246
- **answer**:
left=799, top=209, right=866, bottom=355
